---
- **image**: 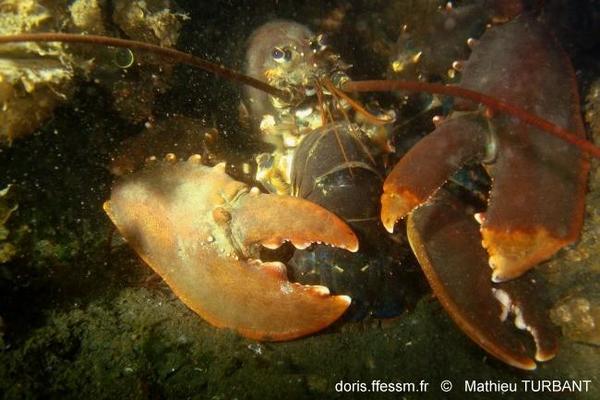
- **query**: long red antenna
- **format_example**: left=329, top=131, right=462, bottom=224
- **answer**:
left=0, top=32, right=290, bottom=101
left=1, top=33, right=597, bottom=158
left=342, top=80, right=600, bottom=159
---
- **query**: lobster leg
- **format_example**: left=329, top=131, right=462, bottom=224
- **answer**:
left=381, top=116, right=489, bottom=232
left=407, top=189, right=558, bottom=370
left=104, top=160, right=358, bottom=341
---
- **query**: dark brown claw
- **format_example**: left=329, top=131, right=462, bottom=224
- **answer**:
left=381, top=116, right=488, bottom=232
left=491, top=278, right=559, bottom=363
left=104, top=160, right=358, bottom=341
left=407, top=190, right=558, bottom=370
left=383, top=16, right=589, bottom=282
left=458, top=17, right=589, bottom=282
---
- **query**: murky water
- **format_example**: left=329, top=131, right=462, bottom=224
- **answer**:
left=0, top=1, right=599, bottom=399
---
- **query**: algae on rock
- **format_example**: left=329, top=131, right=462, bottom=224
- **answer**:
left=0, top=185, right=18, bottom=263
left=0, top=0, right=187, bottom=144
left=0, top=0, right=77, bottom=143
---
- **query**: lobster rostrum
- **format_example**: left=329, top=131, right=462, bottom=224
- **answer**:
left=0, top=1, right=595, bottom=371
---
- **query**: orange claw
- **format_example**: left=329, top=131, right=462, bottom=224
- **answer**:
left=104, top=159, right=358, bottom=341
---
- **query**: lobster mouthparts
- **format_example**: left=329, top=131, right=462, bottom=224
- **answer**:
left=104, top=159, right=358, bottom=341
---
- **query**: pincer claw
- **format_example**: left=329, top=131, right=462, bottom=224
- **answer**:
left=230, top=193, right=359, bottom=253
left=104, top=159, right=357, bottom=341
left=407, top=190, right=558, bottom=370
left=381, top=117, right=488, bottom=233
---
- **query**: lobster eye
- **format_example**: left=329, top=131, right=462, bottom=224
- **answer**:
left=272, top=47, right=284, bottom=61
left=272, top=47, right=292, bottom=63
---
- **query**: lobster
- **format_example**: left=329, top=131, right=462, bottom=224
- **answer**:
left=0, top=1, right=595, bottom=371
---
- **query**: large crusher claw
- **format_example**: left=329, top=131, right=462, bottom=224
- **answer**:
left=104, top=160, right=358, bottom=341
left=378, top=16, right=588, bottom=370
left=407, top=190, right=558, bottom=370
left=382, top=16, right=589, bottom=282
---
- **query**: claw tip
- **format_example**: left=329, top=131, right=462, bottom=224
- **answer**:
left=535, top=350, right=557, bottom=363
left=382, top=217, right=396, bottom=234
left=381, top=191, right=417, bottom=233
left=338, top=294, right=352, bottom=306
left=347, top=240, right=359, bottom=253
left=519, top=360, right=537, bottom=371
